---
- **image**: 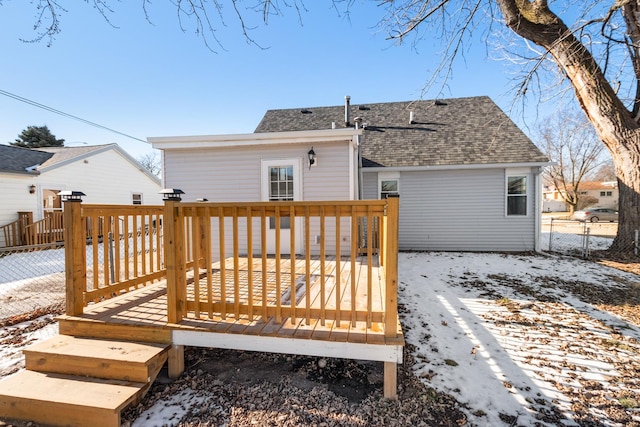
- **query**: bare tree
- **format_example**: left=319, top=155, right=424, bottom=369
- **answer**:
left=11, top=1, right=640, bottom=252
left=137, top=151, right=162, bottom=177
left=538, top=109, right=606, bottom=213
left=591, top=161, right=617, bottom=182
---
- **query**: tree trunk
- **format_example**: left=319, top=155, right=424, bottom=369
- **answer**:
left=497, top=0, right=640, bottom=253
left=612, top=139, right=640, bottom=252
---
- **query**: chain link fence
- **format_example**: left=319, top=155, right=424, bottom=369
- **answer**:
left=0, top=228, right=161, bottom=323
left=542, top=217, right=639, bottom=259
left=2, top=216, right=637, bottom=321
left=0, top=243, right=66, bottom=322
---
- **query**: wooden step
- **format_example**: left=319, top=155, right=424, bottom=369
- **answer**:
left=24, top=335, right=169, bottom=382
left=0, top=370, right=145, bottom=427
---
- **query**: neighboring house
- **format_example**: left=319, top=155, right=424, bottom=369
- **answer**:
left=0, top=143, right=162, bottom=247
left=151, top=96, right=550, bottom=252
left=541, top=186, right=569, bottom=212
left=543, top=181, right=619, bottom=211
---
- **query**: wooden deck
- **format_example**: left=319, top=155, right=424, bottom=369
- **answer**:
left=59, top=255, right=403, bottom=361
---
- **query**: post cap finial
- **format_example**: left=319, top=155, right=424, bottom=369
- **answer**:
left=159, top=188, right=184, bottom=201
left=58, top=190, right=86, bottom=202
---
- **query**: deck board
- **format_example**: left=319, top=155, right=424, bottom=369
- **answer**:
left=61, top=256, right=403, bottom=349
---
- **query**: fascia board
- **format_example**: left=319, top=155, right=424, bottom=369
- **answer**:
left=148, top=129, right=362, bottom=150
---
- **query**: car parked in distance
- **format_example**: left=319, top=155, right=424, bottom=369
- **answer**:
left=572, top=207, right=618, bottom=222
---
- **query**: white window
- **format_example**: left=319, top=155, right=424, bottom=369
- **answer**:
left=378, top=172, right=400, bottom=199
left=506, top=175, right=527, bottom=216
left=268, top=165, right=294, bottom=229
left=132, top=193, right=143, bottom=205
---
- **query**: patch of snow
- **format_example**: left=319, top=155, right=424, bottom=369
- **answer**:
left=399, top=252, right=640, bottom=426
left=131, top=389, right=205, bottom=427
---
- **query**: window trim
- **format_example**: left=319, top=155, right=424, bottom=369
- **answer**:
left=505, top=172, right=529, bottom=217
left=378, top=171, right=400, bottom=200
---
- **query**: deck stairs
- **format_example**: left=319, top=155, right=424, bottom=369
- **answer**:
left=0, top=334, right=169, bottom=427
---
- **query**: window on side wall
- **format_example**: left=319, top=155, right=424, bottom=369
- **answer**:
left=132, top=193, right=143, bottom=205
left=506, top=175, right=527, bottom=216
left=379, top=172, right=400, bottom=199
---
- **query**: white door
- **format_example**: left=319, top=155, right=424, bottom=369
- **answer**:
left=261, top=159, right=302, bottom=255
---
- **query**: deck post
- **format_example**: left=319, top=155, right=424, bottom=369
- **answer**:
left=384, top=195, right=399, bottom=338
left=163, top=190, right=186, bottom=324
left=62, top=192, right=86, bottom=316
left=383, top=195, right=400, bottom=400
left=168, top=344, right=185, bottom=380
left=384, top=361, right=398, bottom=399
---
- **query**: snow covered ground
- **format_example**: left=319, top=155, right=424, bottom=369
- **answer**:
left=1, top=250, right=639, bottom=426
left=399, top=252, right=640, bottom=426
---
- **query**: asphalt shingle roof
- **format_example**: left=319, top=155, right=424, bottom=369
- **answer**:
left=255, top=96, right=549, bottom=168
left=0, top=144, right=53, bottom=175
left=0, top=144, right=118, bottom=175
left=36, top=144, right=113, bottom=169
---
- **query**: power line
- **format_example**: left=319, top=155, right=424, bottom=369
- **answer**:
left=0, top=89, right=147, bottom=143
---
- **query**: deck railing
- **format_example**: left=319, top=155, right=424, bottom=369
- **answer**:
left=24, top=211, right=64, bottom=245
left=0, top=212, right=32, bottom=247
left=164, top=198, right=399, bottom=337
left=64, top=198, right=399, bottom=337
left=64, top=202, right=165, bottom=314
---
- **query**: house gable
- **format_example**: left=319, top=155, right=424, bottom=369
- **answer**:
left=37, top=144, right=160, bottom=185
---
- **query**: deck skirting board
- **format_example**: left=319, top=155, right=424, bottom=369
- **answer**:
left=172, top=330, right=403, bottom=363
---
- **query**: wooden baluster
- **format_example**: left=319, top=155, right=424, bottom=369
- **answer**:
left=247, top=205, right=254, bottom=321
left=218, top=208, right=226, bottom=320
left=304, top=205, right=311, bottom=324
left=335, top=206, right=341, bottom=327
left=319, top=205, right=326, bottom=326
left=261, top=207, right=268, bottom=320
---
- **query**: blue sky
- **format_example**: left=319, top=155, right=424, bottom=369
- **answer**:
left=0, top=2, right=546, bottom=159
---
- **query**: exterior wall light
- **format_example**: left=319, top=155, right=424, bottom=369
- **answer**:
left=159, top=188, right=185, bottom=201
left=308, top=147, right=316, bottom=169
left=29, top=184, right=36, bottom=194
left=58, top=190, right=86, bottom=202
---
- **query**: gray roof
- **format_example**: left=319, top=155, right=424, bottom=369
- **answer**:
left=0, top=144, right=53, bottom=175
left=255, top=96, right=549, bottom=168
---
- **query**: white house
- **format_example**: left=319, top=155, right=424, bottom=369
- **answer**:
left=150, top=96, right=551, bottom=252
left=0, top=143, right=162, bottom=247
left=543, top=181, right=619, bottom=211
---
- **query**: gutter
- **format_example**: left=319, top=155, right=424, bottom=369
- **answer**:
left=363, top=161, right=552, bottom=173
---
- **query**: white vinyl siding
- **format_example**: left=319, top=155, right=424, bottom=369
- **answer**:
left=163, top=141, right=351, bottom=202
left=0, top=173, right=40, bottom=247
left=362, top=172, right=378, bottom=200
left=163, top=141, right=354, bottom=257
left=362, top=168, right=537, bottom=251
